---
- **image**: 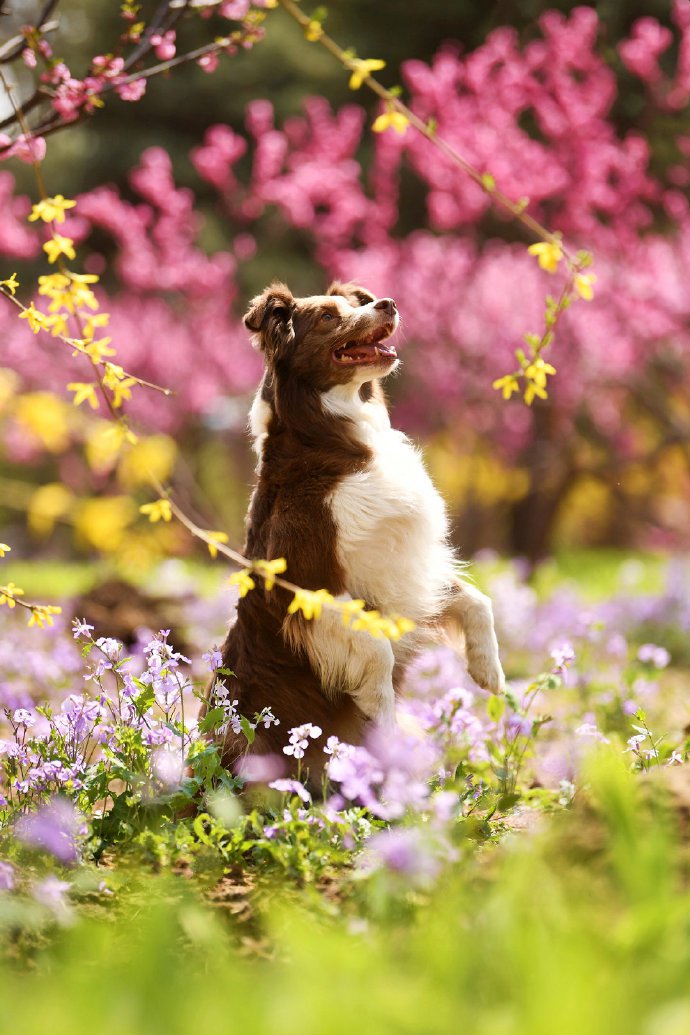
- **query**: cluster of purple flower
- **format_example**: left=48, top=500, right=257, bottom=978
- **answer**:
left=0, top=555, right=685, bottom=890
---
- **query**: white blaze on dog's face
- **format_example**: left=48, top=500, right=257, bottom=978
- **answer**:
left=243, top=281, right=400, bottom=392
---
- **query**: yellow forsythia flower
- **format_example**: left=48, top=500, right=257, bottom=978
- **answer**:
left=27, top=483, right=74, bottom=538
left=44, top=314, right=70, bottom=337
left=28, top=606, right=62, bottom=628
left=205, top=531, right=229, bottom=559
left=525, top=358, right=556, bottom=389
left=38, top=272, right=70, bottom=295
left=372, top=109, right=409, bottom=134
left=83, top=312, right=110, bottom=339
left=0, top=273, right=19, bottom=295
left=305, top=19, right=323, bottom=41
left=67, top=382, right=99, bottom=409
left=118, top=434, right=177, bottom=489
left=139, top=499, right=173, bottom=523
left=339, top=599, right=367, bottom=627
left=492, top=374, right=520, bottom=400
left=0, top=369, right=19, bottom=413
left=85, top=422, right=127, bottom=474
left=523, top=381, right=548, bottom=406
left=66, top=281, right=99, bottom=312
left=83, top=337, right=116, bottom=364
left=574, top=272, right=596, bottom=301
left=75, top=496, right=137, bottom=552
left=288, top=588, right=334, bottom=620
left=229, top=569, right=256, bottom=597
left=253, top=557, right=287, bottom=590
left=28, top=195, right=77, bottom=224
left=42, top=235, right=76, bottom=263
left=0, top=583, right=24, bottom=608
left=15, top=392, right=71, bottom=452
left=392, top=616, right=416, bottom=638
left=349, top=58, right=385, bottom=89
left=103, top=364, right=137, bottom=407
left=350, top=608, right=386, bottom=637
left=18, top=302, right=50, bottom=334
left=527, top=240, right=563, bottom=273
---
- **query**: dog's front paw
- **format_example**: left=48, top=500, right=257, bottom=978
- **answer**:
left=355, top=682, right=397, bottom=725
left=466, top=647, right=505, bottom=695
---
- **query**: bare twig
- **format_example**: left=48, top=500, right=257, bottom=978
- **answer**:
left=0, top=1, right=60, bottom=64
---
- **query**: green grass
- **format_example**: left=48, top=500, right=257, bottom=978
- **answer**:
left=3, top=752, right=688, bottom=1035
left=533, top=548, right=667, bottom=601
left=4, top=549, right=668, bottom=605
left=0, top=558, right=226, bottom=600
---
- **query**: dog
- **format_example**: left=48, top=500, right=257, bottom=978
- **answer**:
left=209, top=281, right=504, bottom=776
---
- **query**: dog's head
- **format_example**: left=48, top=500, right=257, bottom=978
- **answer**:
left=244, top=281, right=399, bottom=390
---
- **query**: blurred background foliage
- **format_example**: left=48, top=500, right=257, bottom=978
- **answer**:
left=2, top=0, right=690, bottom=578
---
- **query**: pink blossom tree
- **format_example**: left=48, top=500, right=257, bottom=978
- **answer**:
left=2, top=4, right=690, bottom=559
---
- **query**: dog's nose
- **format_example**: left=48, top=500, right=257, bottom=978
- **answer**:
left=374, top=297, right=397, bottom=315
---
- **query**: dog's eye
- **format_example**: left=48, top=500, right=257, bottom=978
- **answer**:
left=321, top=312, right=335, bottom=322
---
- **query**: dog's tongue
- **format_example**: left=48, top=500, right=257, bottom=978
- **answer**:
left=334, top=341, right=397, bottom=364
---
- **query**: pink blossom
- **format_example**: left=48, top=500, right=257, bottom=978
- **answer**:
left=619, top=18, right=673, bottom=83
left=150, top=30, right=176, bottom=61
left=220, top=0, right=250, bottom=18
left=197, top=51, right=219, bottom=74
left=115, top=78, right=147, bottom=102
left=5, top=134, right=46, bottom=163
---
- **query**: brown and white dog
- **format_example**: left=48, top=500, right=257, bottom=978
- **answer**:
left=211, top=281, right=504, bottom=774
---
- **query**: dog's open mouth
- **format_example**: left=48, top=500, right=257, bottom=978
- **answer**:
left=332, top=326, right=397, bottom=366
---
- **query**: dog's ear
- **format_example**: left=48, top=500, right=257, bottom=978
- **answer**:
left=327, top=281, right=376, bottom=307
left=244, top=283, right=296, bottom=357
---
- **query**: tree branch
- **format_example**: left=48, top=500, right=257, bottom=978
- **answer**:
left=0, top=1, right=61, bottom=64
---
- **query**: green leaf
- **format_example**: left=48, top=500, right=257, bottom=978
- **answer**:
left=481, top=172, right=496, bottom=191
left=198, top=707, right=225, bottom=734
left=498, top=792, right=520, bottom=812
left=486, top=695, right=506, bottom=723
left=240, top=716, right=256, bottom=745
left=134, top=685, right=155, bottom=716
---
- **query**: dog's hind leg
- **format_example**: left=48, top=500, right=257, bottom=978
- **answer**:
left=441, top=575, right=505, bottom=694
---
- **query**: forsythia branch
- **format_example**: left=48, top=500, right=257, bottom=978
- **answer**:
left=0, top=545, right=62, bottom=628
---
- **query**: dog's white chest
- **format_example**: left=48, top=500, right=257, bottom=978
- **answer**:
left=322, top=389, right=456, bottom=621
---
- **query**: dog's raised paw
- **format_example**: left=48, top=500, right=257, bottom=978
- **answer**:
left=467, top=650, right=505, bottom=695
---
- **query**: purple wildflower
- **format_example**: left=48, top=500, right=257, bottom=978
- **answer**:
left=550, top=642, right=575, bottom=675
left=323, top=735, right=353, bottom=760
left=269, top=778, right=311, bottom=803
left=575, top=722, right=610, bottom=745
left=95, top=637, right=121, bottom=662
left=359, top=827, right=443, bottom=886
left=283, top=723, right=322, bottom=760
left=32, top=875, right=72, bottom=921
left=637, top=643, right=671, bottom=669
left=0, top=860, right=14, bottom=891
left=254, top=706, right=279, bottom=729
left=236, top=754, right=284, bottom=783
left=13, top=708, right=36, bottom=728
left=202, top=648, right=223, bottom=671
left=72, top=617, right=94, bottom=640
left=152, top=747, right=185, bottom=786
left=16, top=797, right=82, bottom=865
